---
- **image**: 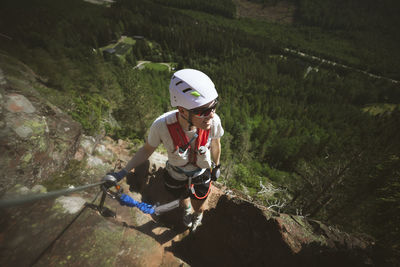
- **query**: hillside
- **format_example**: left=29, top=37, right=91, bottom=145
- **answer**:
left=0, top=54, right=375, bottom=266
left=233, top=0, right=295, bottom=24
left=0, top=0, right=399, bottom=265
left=0, top=57, right=373, bottom=265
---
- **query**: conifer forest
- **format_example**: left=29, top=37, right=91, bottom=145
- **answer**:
left=1, top=0, right=399, bottom=264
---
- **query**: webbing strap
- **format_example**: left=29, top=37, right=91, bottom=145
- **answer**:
left=118, top=194, right=155, bottom=214
left=167, top=161, right=203, bottom=177
left=165, top=112, right=211, bottom=165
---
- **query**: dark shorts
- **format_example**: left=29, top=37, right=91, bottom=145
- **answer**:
left=163, top=169, right=211, bottom=200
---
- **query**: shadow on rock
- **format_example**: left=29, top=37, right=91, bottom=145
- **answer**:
left=166, top=195, right=373, bottom=267
left=125, top=161, right=188, bottom=235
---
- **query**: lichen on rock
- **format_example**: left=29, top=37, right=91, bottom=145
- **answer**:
left=0, top=55, right=82, bottom=195
left=55, top=196, right=86, bottom=214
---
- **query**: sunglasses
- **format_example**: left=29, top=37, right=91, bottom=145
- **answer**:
left=190, top=100, right=219, bottom=117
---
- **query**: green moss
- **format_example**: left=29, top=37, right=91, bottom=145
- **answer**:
left=76, top=225, right=123, bottom=266
left=38, top=137, right=47, bottom=152
left=21, top=118, right=47, bottom=143
left=43, top=159, right=88, bottom=191
left=21, top=152, right=32, bottom=163
left=55, top=142, right=68, bottom=153
left=51, top=200, right=66, bottom=214
left=124, top=231, right=156, bottom=256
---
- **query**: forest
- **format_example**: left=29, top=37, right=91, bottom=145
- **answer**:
left=0, top=0, right=399, bottom=264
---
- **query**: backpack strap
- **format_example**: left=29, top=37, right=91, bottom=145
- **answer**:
left=166, top=112, right=211, bottom=166
left=196, top=128, right=210, bottom=148
left=166, top=112, right=189, bottom=152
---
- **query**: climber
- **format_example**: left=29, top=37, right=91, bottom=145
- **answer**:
left=107, top=69, right=223, bottom=232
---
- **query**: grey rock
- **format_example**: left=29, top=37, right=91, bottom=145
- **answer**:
left=14, top=125, right=33, bottom=138
left=55, top=196, right=86, bottom=214
left=6, top=94, right=36, bottom=113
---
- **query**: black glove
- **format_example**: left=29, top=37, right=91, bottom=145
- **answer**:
left=211, top=164, right=221, bottom=181
left=102, top=174, right=118, bottom=189
left=108, top=169, right=128, bottom=182
left=103, top=169, right=128, bottom=189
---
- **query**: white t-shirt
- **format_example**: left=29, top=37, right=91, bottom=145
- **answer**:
left=147, top=110, right=224, bottom=180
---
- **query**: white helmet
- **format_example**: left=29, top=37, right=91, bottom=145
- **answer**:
left=169, top=69, right=218, bottom=110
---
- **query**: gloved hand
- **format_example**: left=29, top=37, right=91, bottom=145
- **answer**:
left=102, top=174, right=118, bottom=189
left=211, top=164, right=221, bottom=181
left=108, top=169, right=128, bottom=182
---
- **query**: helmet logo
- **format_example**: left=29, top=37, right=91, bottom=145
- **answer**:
left=191, top=91, right=201, bottom=97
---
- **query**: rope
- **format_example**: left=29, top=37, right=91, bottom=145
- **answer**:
left=0, top=181, right=105, bottom=209
left=190, top=181, right=212, bottom=200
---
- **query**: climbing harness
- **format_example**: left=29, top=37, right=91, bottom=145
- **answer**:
left=163, top=167, right=213, bottom=201
left=188, top=177, right=212, bottom=200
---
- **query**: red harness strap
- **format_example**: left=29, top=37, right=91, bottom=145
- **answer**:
left=166, top=112, right=210, bottom=165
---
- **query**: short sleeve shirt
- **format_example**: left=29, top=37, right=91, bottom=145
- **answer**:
left=147, top=110, right=224, bottom=180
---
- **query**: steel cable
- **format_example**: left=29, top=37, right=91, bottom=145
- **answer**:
left=0, top=181, right=105, bottom=209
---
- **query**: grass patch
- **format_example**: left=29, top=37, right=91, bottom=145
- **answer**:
left=143, top=63, right=169, bottom=71
left=99, top=43, right=115, bottom=51
left=122, top=37, right=136, bottom=45
left=100, top=37, right=135, bottom=52
left=114, top=42, right=132, bottom=55
left=363, top=104, right=399, bottom=116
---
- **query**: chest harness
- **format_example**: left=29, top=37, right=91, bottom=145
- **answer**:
left=165, top=112, right=212, bottom=199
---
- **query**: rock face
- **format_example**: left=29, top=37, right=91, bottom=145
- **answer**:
left=0, top=54, right=81, bottom=195
left=0, top=183, right=188, bottom=267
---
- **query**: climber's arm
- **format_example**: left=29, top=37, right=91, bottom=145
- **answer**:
left=211, top=138, right=221, bottom=165
left=108, top=142, right=156, bottom=182
left=124, top=142, right=157, bottom=172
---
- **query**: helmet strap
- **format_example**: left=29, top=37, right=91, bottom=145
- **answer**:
left=188, top=111, right=194, bottom=131
left=179, top=110, right=194, bottom=131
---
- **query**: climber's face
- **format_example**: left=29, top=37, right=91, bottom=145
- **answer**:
left=179, top=100, right=217, bottom=130
left=190, top=100, right=217, bottom=130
